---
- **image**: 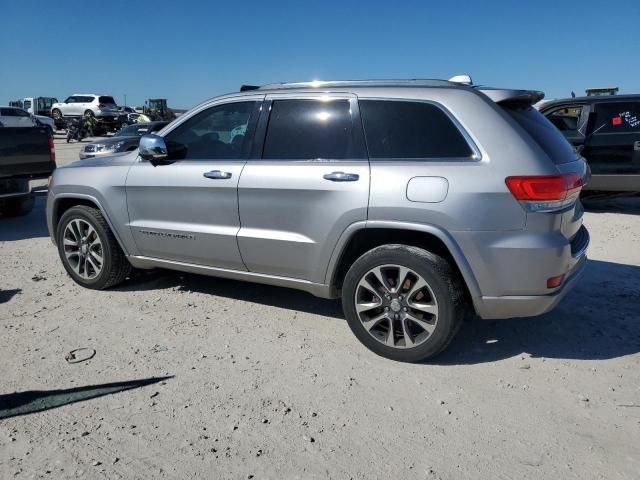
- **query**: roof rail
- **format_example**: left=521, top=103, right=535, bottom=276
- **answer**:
left=257, top=79, right=456, bottom=90
left=240, top=85, right=261, bottom=92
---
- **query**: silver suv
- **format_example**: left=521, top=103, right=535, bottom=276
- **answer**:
left=46, top=79, right=590, bottom=362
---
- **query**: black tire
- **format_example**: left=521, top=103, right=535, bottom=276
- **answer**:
left=342, top=244, right=465, bottom=363
left=84, top=110, right=95, bottom=118
left=56, top=205, right=131, bottom=289
left=52, top=109, right=62, bottom=120
left=1, top=195, right=35, bottom=217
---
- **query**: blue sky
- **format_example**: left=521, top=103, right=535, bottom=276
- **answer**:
left=1, top=0, right=638, bottom=109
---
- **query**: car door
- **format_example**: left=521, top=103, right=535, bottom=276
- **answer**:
left=237, top=94, right=370, bottom=283
left=126, top=97, right=263, bottom=269
left=582, top=100, right=640, bottom=185
left=63, top=96, right=78, bottom=116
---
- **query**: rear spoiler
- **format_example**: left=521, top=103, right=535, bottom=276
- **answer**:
left=477, top=87, right=545, bottom=106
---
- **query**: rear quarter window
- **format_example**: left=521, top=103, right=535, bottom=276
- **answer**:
left=99, top=96, right=117, bottom=105
left=506, top=105, right=580, bottom=164
left=359, top=100, right=474, bottom=159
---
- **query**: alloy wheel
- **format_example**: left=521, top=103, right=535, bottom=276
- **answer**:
left=62, top=219, right=104, bottom=280
left=354, top=264, right=439, bottom=349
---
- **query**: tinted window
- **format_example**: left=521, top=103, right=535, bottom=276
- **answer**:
left=545, top=105, right=583, bottom=132
left=592, top=101, right=640, bottom=134
left=166, top=101, right=256, bottom=159
left=99, top=96, right=117, bottom=105
left=505, top=105, right=580, bottom=164
left=1, top=108, right=29, bottom=117
left=359, top=100, right=473, bottom=159
left=262, top=99, right=358, bottom=159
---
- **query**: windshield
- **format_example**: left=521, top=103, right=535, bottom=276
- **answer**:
left=505, top=105, right=581, bottom=164
left=115, top=124, right=153, bottom=137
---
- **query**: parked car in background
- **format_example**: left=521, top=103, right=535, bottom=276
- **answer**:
left=115, top=112, right=143, bottom=130
left=47, top=78, right=589, bottom=362
left=0, top=107, right=55, bottom=135
left=118, top=106, right=136, bottom=114
left=1, top=126, right=56, bottom=217
left=51, top=94, right=120, bottom=132
left=539, top=94, right=640, bottom=193
left=79, top=121, right=169, bottom=159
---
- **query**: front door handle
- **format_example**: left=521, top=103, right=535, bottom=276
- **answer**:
left=203, top=170, right=232, bottom=180
left=323, top=171, right=359, bottom=182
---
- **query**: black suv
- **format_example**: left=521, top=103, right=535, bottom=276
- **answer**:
left=539, top=95, right=640, bottom=193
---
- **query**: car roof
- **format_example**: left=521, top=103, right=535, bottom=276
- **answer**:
left=541, top=94, right=640, bottom=108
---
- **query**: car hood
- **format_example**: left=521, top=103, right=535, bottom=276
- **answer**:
left=64, top=150, right=140, bottom=168
left=84, top=136, right=140, bottom=148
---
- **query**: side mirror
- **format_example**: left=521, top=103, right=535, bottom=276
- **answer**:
left=139, top=134, right=168, bottom=164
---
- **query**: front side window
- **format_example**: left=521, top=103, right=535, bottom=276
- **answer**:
left=165, top=101, right=257, bottom=159
left=545, top=105, right=583, bottom=132
left=592, top=102, right=640, bottom=134
left=64, top=96, right=76, bottom=103
left=262, top=99, right=359, bottom=159
left=359, top=100, right=473, bottom=159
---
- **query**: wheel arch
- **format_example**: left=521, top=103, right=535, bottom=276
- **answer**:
left=327, top=221, right=481, bottom=303
left=51, top=194, right=129, bottom=255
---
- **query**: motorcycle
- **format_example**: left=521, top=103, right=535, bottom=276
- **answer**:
left=65, top=117, right=95, bottom=143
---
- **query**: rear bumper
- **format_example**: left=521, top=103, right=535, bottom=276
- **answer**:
left=584, top=174, right=640, bottom=192
left=473, top=253, right=587, bottom=319
left=0, top=177, right=49, bottom=199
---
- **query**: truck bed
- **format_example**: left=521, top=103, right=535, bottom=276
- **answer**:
left=0, top=127, right=55, bottom=179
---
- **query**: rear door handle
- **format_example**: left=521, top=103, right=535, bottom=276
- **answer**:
left=203, top=170, right=232, bottom=180
left=323, top=171, right=359, bottom=182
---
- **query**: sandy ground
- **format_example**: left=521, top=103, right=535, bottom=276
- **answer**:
left=1, top=137, right=639, bottom=479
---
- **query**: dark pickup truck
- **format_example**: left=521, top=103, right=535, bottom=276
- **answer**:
left=0, top=126, right=56, bottom=217
left=539, top=95, right=640, bottom=193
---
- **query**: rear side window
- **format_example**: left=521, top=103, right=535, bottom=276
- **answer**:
left=506, top=105, right=580, bottom=164
left=359, top=100, right=473, bottom=159
left=592, top=101, right=640, bottom=134
left=262, top=99, right=360, bottom=159
left=99, top=96, right=117, bottom=105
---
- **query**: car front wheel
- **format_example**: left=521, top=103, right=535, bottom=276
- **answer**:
left=56, top=205, right=131, bottom=289
left=342, top=244, right=465, bottom=362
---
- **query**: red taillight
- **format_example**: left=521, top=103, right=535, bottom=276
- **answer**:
left=506, top=173, right=583, bottom=201
left=547, top=274, right=565, bottom=288
left=505, top=173, right=583, bottom=211
left=48, top=136, right=56, bottom=165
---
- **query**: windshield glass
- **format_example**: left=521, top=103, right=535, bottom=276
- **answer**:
left=115, top=124, right=151, bottom=137
left=505, top=105, right=580, bottom=164
left=99, top=96, right=117, bottom=105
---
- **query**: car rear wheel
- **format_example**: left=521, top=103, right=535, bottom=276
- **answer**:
left=56, top=206, right=131, bottom=289
left=84, top=110, right=95, bottom=118
left=52, top=109, right=62, bottom=120
left=342, top=244, right=465, bottom=362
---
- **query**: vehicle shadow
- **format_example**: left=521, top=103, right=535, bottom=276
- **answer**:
left=117, top=269, right=345, bottom=320
left=0, top=197, right=49, bottom=241
left=0, top=376, right=172, bottom=420
left=582, top=194, right=640, bottom=215
left=436, top=259, right=640, bottom=364
left=0, top=288, right=22, bottom=304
